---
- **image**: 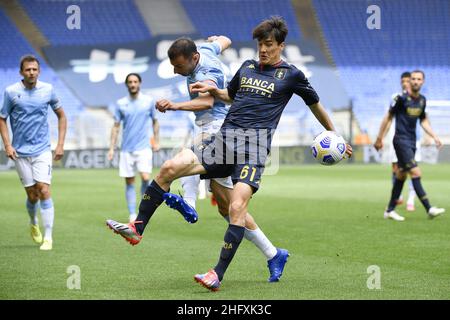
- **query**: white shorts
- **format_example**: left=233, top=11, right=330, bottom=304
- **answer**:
left=195, top=118, right=233, bottom=190
left=15, top=151, right=52, bottom=187
left=206, top=176, right=234, bottom=191
left=389, top=140, right=422, bottom=163
left=119, top=148, right=153, bottom=178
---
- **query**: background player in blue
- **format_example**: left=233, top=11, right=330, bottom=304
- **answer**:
left=0, top=55, right=67, bottom=251
left=154, top=36, right=286, bottom=280
left=375, top=70, right=445, bottom=221
left=106, top=17, right=352, bottom=291
left=108, top=73, right=160, bottom=222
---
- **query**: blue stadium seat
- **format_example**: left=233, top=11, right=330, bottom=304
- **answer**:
left=19, top=0, right=151, bottom=46
left=181, top=0, right=302, bottom=41
left=312, top=0, right=450, bottom=136
left=0, top=8, right=83, bottom=144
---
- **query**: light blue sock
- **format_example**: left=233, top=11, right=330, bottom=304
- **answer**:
left=26, top=199, right=39, bottom=225
left=141, top=180, right=149, bottom=196
left=126, top=184, right=136, bottom=215
left=40, top=198, right=54, bottom=241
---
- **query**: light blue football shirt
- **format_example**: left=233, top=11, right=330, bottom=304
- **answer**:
left=113, top=93, right=156, bottom=152
left=0, top=80, right=61, bottom=157
left=187, top=42, right=229, bottom=123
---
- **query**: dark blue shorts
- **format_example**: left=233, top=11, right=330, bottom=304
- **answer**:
left=393, top=139, right=417, bottom=171
left=192, top=132, right=268, bottom=193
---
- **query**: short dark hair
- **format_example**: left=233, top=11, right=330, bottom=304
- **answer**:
left=252, top=16, right=288, bottom=44
left=125, top=73, right=142, bottom=84
left=20, top=55, right=40, bottom=71
left=168, top=37, right=198, bottom=60
left=401, top=71, right=411, bottom=79
left=411, top=70, right=425, bottom=79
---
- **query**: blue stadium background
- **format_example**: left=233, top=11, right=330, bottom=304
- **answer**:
left=1, top=0, right=449, bottom=161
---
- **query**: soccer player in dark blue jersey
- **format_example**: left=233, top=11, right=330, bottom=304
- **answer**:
left=375, top=70, right=445, bottom=221
left=106, top=17, right=352, bottom=291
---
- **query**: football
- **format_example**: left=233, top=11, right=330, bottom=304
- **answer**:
left=311, top=131, right=347, bottom=165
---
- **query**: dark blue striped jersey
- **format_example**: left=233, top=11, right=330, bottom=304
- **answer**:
left=222, top=59, right=319, bottom=130
left=389, top=92, right=426, bottom=143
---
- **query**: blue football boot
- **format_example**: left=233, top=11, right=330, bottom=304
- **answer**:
left=163, top=193, right=198, bottom=223
left=267, top=248, right=290, bottom=282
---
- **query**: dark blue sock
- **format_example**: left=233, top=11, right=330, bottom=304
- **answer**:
left=135, top=180, right=166, bottom=235
left=411, top=177, right=431, bottom=211
left=214, top=224, right=245, bottom=281
left=387, top=178, right=405, bottom=212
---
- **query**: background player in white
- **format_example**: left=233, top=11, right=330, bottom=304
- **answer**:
left=0, top=55, right=67, bottom=251
left=154, top=36, right=288, bottom=281
left=108, top=73, right=160, bottom=222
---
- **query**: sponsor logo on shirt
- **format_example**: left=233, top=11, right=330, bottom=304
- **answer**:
left=240, top=76, right=275, bottom=97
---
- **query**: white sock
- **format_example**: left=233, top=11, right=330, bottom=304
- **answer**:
left=198, top=179, right=207, bottom=199
left=40, top=199, right=54, bottom=241
left=26, top=199, right=39, bottom=225
left=222, top=215, right=277, bottom=260
left=244, top=227, right=278, bottom=260
left=181, top=175, right=199, bottom=209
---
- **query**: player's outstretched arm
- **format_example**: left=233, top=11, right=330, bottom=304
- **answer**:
left=309, top=102, right=353, bottom=158
left=156, top=93, right=214, bottom=112
left=207, top=35, right=232, bottom=53
left=54, top=107, right=67, bottom=161
left=420, top=117, right=442, bottom=149
left=0, top=117, right=17, bottom=160
left=374, top=112, right=394, bottom=151
left=189, top=82, right=233, bottom=104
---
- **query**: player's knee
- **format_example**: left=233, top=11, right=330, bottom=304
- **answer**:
left=395, top=170, right=407, bottom=181
left=27, top=190, right=39, bottom=203
left=159, top=160, right=177, bottom=180
left=410, top=167, right=421, bottom=178
left=36, top=184, right=51, bottom=199
left=229, top=200, right=247, bottom=216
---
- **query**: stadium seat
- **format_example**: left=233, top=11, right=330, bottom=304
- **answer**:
left=0, top=8, right=83, bottom=147
left=181, top=0, right=302, bottom=41
left=19, top=0, right=151, bottom=46
left=312, top=0, right=450, bottom=136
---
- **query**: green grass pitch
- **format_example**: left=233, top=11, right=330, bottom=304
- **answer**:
left=0, top=164, right=449, bottom=299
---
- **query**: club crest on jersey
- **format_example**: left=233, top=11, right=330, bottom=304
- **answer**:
left=274, top=69, right=286, bottom=80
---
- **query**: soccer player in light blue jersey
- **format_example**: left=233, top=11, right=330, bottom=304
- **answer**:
left=0, top=55, right=67, bottom=251
left=157, top=36, right=231, bottom=210
left=108, top=36, right=289, bottom=283
left=108, top=73, right=160, bottom=222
